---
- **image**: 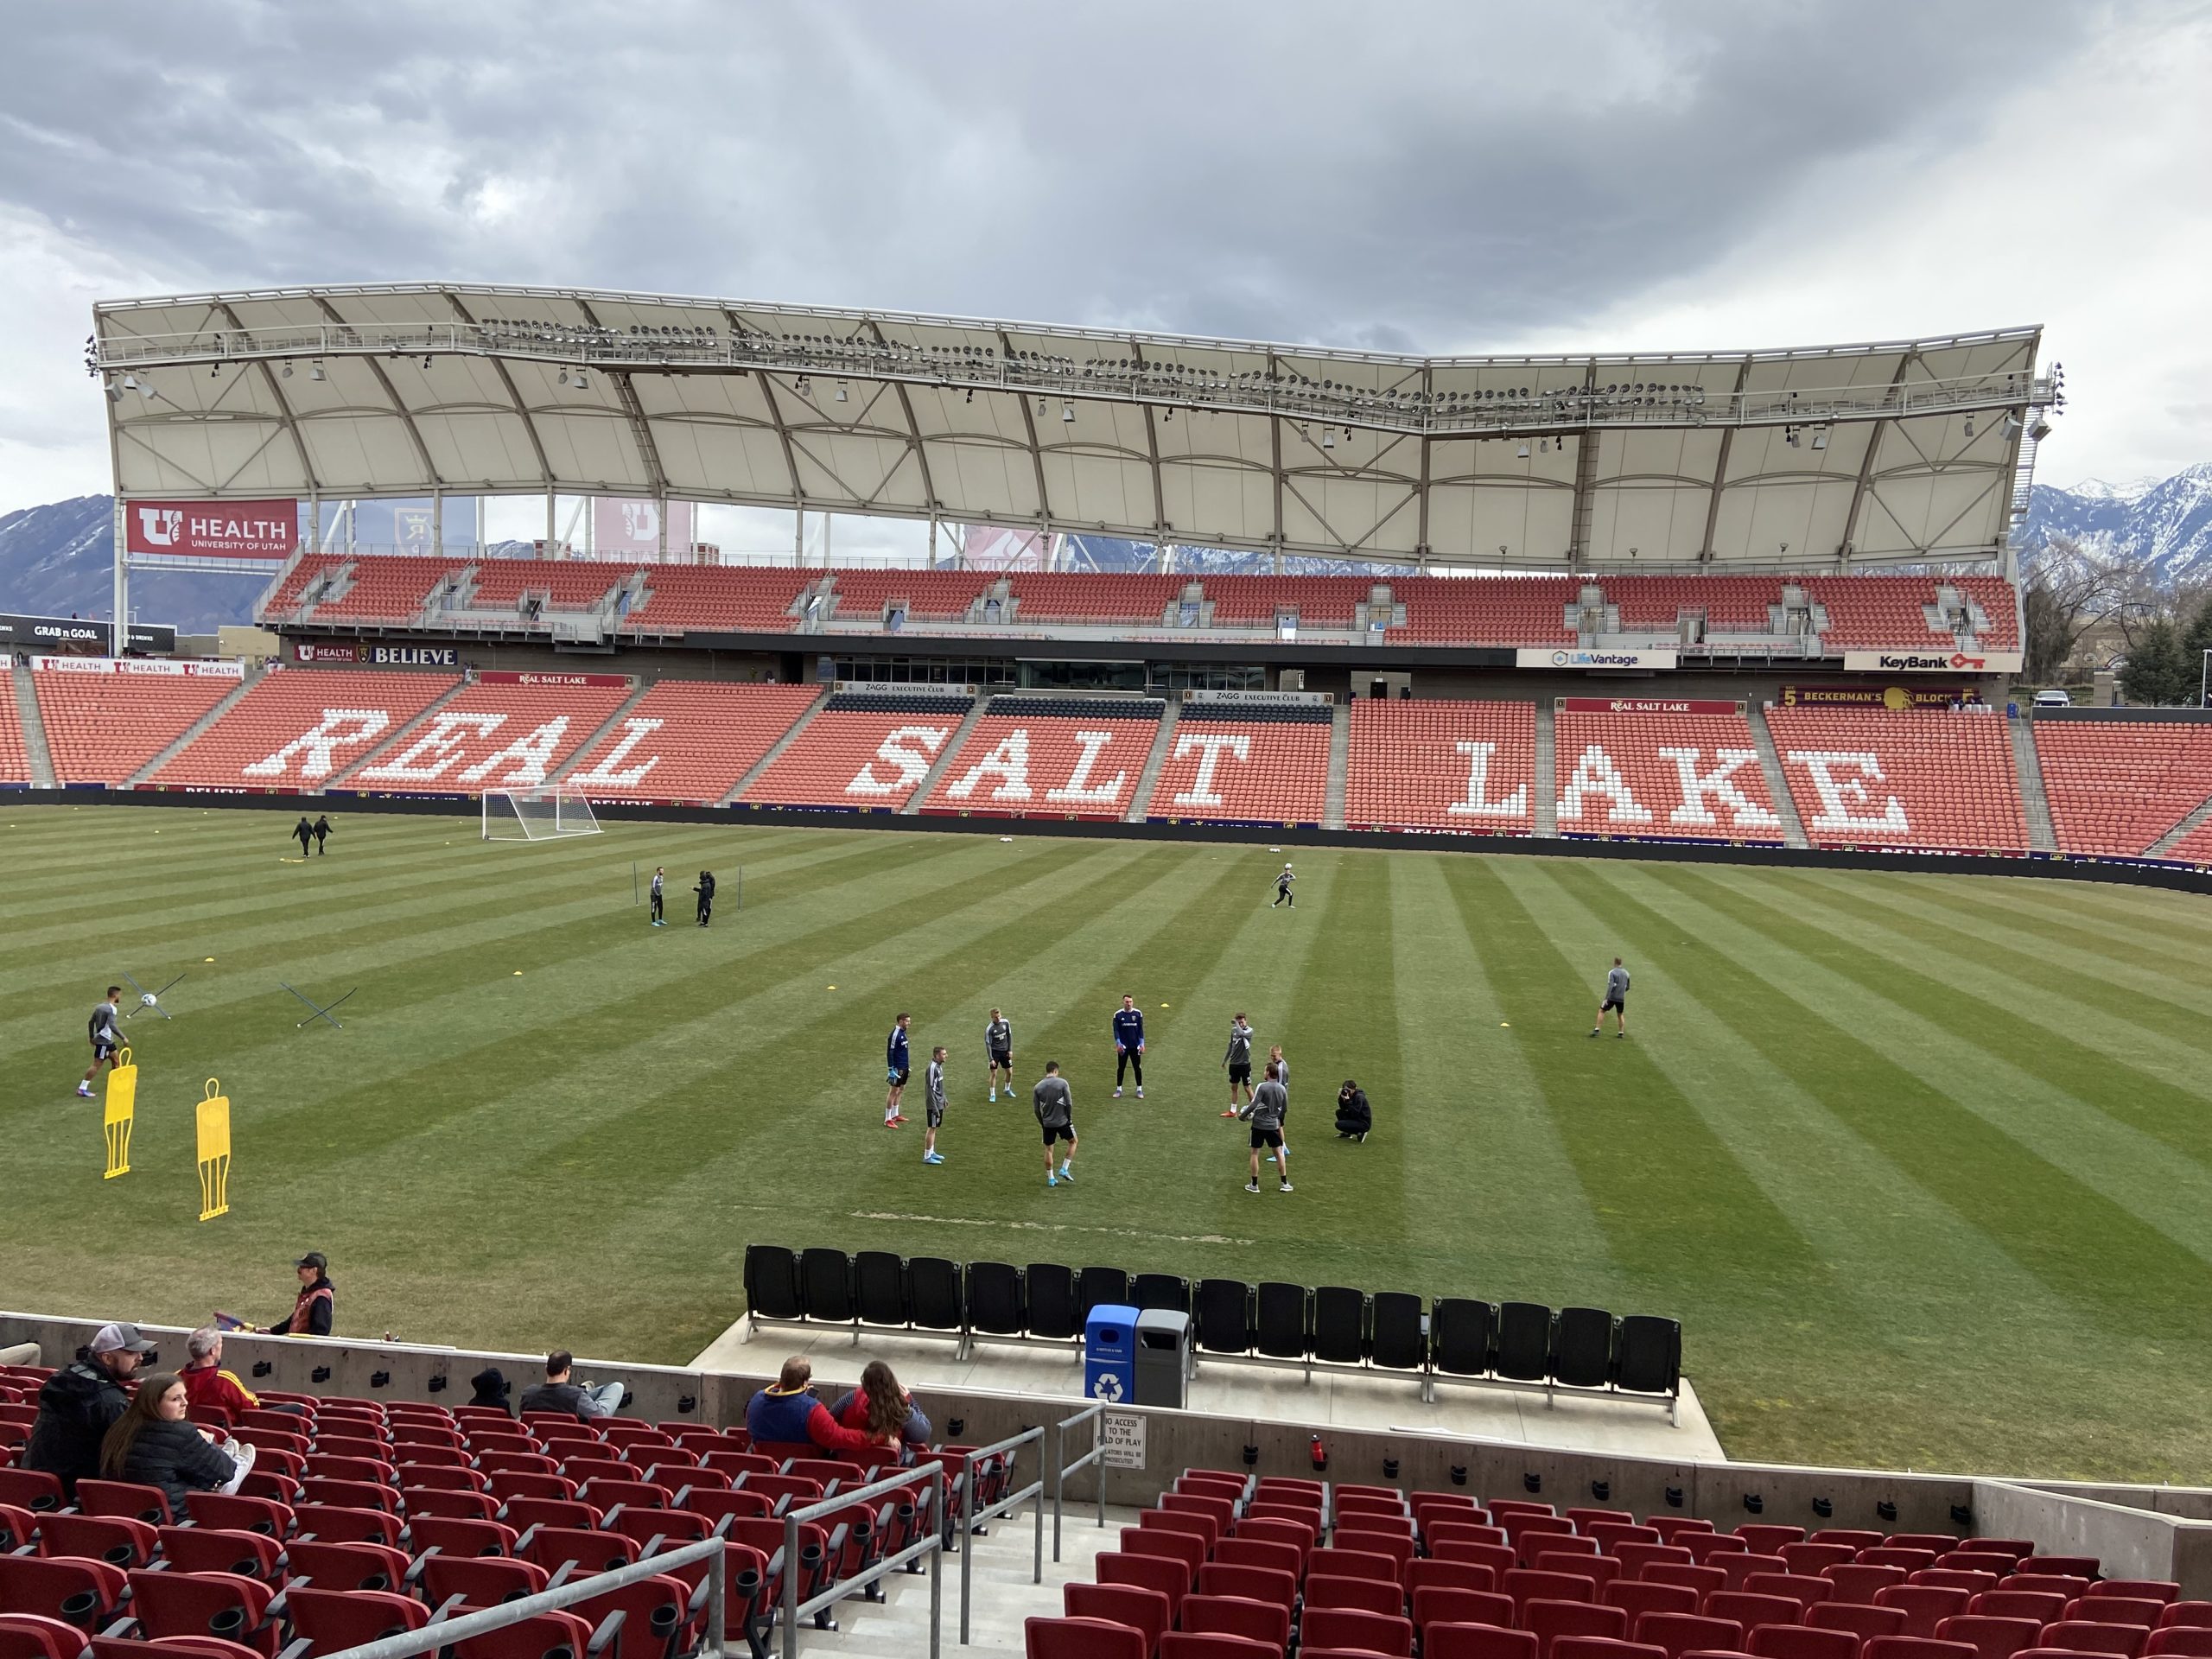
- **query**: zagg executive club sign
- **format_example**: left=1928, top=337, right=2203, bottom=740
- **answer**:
left=125, top=499, right=297, bottom=559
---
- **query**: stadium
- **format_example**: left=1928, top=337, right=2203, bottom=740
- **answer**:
left=6, top=276, right=2212, bottom=1659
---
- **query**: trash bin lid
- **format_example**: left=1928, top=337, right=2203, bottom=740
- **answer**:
left=1085, top=1303, right=1139, bottom=1341
left=1135, top=1308, right=1192, bottom=1338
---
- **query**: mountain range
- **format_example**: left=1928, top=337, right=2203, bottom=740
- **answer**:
left=5, top=465, right=2212, bottom=634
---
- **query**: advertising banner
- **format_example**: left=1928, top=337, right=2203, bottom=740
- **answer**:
left=1517, top=647, right=1681, bottom=671
left=592, top=498, right=695, bottom=556
left=1183, top=688, right=1334, bottom=706
left=477, top=671, right=631, bottom=689
left=1840, top=649, right=2023, bottom=674
left=1780, top=683, right=1977, bottom=709
left=294, top=642, right=364, bottom=664
left=1560, top=697, right=1739, bottom=715
left=0, top=613, right=174, bottom=652
left=124, top=499, right=297, bottom=559
left=368, top=645, right=458, bottom=666
left=958, top=524, right=1052, bottom=571
left=34, top=656, right=241, bottom=678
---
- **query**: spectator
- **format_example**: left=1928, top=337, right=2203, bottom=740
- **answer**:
left=519, top=1351, right=626, bottom=1421
left=180, top=1326, right=302, bottom=1419
left=468, top=1366, right=514, bottom=1414
left=23, top=1323, right=158, bottom=1497
left=830, top=1361, right=932, bottom=1465
left=262, top=1252, right=334, bottom=1336
left=1335, top=1078, right=1372, bottom=1142
left=101, top=1372, right=250, bottom=1513
left=745, top=1357, right=890, bottom=1461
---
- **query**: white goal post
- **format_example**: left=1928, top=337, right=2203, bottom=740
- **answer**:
left=482, top=785, right=603, bottom=841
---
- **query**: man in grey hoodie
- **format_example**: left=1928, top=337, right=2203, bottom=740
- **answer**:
left=1238, top=1061, right=1292, bottom=1194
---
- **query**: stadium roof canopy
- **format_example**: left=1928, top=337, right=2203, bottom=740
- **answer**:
left=92, top=284, right=2051, bottom=569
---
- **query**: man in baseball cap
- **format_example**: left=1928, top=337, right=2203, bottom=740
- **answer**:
left=23, top=1322, right=156, bottom=1496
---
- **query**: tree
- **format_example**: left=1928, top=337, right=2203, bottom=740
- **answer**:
left=2019, top=536, right=2132, bottom=683
left=2180, top=594, right=2212, bottom=705
left=2119, top=617, right=2194, bottom=706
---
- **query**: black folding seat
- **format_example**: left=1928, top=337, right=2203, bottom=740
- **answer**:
left=1193, top=1280, right=1254, bottom=1355
left=1133, top=1274, right=1190, bottom=1315
left=743, top=1245, right=802, bottom=1321
left=906, top=1258, right=963, bottom=1332
left=801, top=1249, right=856, bottom=1324
left=1076, top=1267, right=1130, bottom=1319
left=965, top=1262, right=1025, bottom=1336
left=1311, top=1287, right=1367, bottom=1364
left=1552, top=1307, right=1616, bottom=1389
left=1615, top=1315, right=1681, bottom=1396
left=1025, top=1262, right=1081, bottom=1339
left=1495, top=1301, right=1554, bottom=1382
left=854, top=1251, right=907, bottom=1328
left=1369, top=1292, right=1427, bottom=1372
left=1430, top=1298, right=1496, bottom=1377
left=1255, top=1282, right=1309, bottom=1359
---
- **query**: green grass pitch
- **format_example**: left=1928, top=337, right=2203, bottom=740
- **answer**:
left=4, top=802, right=2210, bottom=1483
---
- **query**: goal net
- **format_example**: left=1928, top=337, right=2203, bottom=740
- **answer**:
left=482, top=785, right=603, bottom=842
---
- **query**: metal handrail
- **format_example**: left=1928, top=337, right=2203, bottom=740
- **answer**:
left=323, top=1534, right=728, bottom=1659
left=1047, top=1402, right=1109, bottom=1563
left=949, top=1425, right=1046, bottom=1646
left=779, top=1459, right=947, bottom=1659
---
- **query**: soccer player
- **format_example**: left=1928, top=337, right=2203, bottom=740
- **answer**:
left=885, top=1013, right=912, bottom=1127
left=649, top=867, right=665, bottom=927
left=1220, top=1013, right=1255, bottom=1116
left=1273, top=862, right=1295, bottom=907
left=1592, top=957, right=1630, bottom=1039
left=1034, top=1061, right=1077, bottom=1186
left=312, top=814, right=333, bottom=855
left=1111, top=994, right=1145, bottom=1098
left=694, top=870, right=715, bottom=927
left=985, top=1008, right=1014, bottom=1100
left=290, top=817, right=313, bottom=857
left=1240, top=1061, right=1292, bottom=1193
left=1265, top=1042, right=1291, bottom=1162
left=923, top=1046, right=948, bottom=1165
left=78, top=987, right=124, bottom=1099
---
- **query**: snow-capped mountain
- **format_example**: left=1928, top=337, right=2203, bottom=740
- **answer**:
left=2022, top=464, right=2212, bottom=585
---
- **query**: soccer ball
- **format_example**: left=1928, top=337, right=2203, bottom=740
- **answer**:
left=140, top=993, right=158, bottom=1007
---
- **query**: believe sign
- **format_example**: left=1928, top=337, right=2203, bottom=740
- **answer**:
left=125, top=499, right=298, bottom=560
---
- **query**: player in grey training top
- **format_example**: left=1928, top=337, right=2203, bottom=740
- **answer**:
left=922, top=1046, right=949, bottom=1166
left=985, top=1008, right=1014, bottom=1101
left=1239, top=1061, right=1293, bottom=1193
left=1034, top=1062, right=1077, bottom=1187
left=1591, top=957, right=1630, bottom=1039
left=1220, top=1014, right=1255, bottom=1116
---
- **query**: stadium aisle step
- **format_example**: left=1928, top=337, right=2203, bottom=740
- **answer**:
left=901, top=696, right=992, bottom=814
left=2012, top=716, right=2059, bottom=852
left=10, top=661, right=56, bottom=788
left=1534, top=698, right=1558, bottom=836
left=1123, top=698, right=1181, bottom=823
left=797, top=1497, right=1135, bottom=1656
left=1745, top=702, right=1809, bottom=849
left=2146, top=784, right=2212, bottom=855
left=1325, top=698, right=1349, bottom=830
left=548, top=678, right=653, bottom=786
left=127, top=664, right=261, bottom=786
left=321, top=675, right=474, bottom=787
left=718, top=685, right=829, bottom=804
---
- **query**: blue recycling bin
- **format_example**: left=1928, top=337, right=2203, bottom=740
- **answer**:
left=1084, top=1303, right=1138, bottom=1405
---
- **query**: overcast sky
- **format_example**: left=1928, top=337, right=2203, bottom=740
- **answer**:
left=4, top=0, right=2209, bottom=543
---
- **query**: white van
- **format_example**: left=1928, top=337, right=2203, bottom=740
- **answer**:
left=2033, top=689, right=2071, bottom=709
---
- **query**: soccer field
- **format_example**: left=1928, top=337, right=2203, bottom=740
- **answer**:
left=4, top=803, right=2209, bottom=1483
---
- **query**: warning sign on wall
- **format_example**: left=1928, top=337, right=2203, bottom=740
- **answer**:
left=1101, top=1412, right=1147, bottom=1470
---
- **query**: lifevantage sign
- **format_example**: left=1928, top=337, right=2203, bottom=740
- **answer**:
left=1841, top=650, right=2023, bottom=674
left=1517, top=647, right=1681, bottom=671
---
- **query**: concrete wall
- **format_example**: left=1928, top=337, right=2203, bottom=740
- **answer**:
left=10, top=1307, right=2208, bottom=1592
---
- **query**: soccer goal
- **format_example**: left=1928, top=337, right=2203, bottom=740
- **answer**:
left=482, top=785, right=603, bottom=842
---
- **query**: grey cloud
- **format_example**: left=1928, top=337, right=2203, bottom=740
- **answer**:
left=0, top=0, right=2123, bottom=355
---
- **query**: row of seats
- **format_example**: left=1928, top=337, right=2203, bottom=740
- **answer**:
left=0, top=1374, right=1007, bottom=1659
left=252, top=560, right=2019, bottom=652
left=1150, top=708, right=1332, bottom=826
left=1553, top=713, right=1785, bottom=843
left=1345, top=700, right=1535, bottom=832
left=1027, top=1468, right=2189, bottom=1659
left=919, top=701, right=1164, bottom=820
left=149, top=671, right=461, bottom=790
left=2030, top=723, right=2212, bottom=855
left=739, top=695, right=975, bottom=810
left=32, top=669, right=238, bottom=785
left=561, top=682, right=822, bottom=803
left=348, top=681, right=632, bottom=792
left=741, top=1247, right=1680, bottom=1401
left=1764, top=709, right=2027, bottom=852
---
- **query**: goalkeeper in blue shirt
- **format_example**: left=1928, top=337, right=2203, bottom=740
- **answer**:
left=1112, top=995, right=1145, bottom=1099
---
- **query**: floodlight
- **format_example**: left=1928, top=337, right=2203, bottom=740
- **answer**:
left=105, top=383, right=122, bottom=404
left=557, top=369, right=569, bottom=385
left=123, top=374, right=139, bottom=391
left=836, top=380, right=849, bottom=402
left=574, top=371, right=588, bottom=389
left=311, top=363, right=325, bottom=381
left=1321, top=428, right=1334, bottom=448
left=2029, top=417, right=2052, bottom=441
left=963, top=388, right=973, bottom=404
left=1516, top=442, right=1530, bottom=459
left=1061, top=402, right=1074, bottom=423
left=1811, top=429, right=1828, bottom=450
left=282, top=360, right=294, bottom=378
left=1963, top=416, right=1974, bottom=438
left=422, top=354, right=432, bottom=370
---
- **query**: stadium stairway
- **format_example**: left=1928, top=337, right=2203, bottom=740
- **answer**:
left=1124, top=698, right=1183, bottom=824
left=546, top=679, right=655, bottom=787
left=2149, top=790, right=2212, bottom=856
left=124, top=664, right=260, bottom=786
left=803, top=1499, right=1130, bottom=1657
left=1325, top=699, right=1350, bottom=830
left=321, top=676, right=473, bottom=788
left=2012, top=718, right=2059, bottom=852
left=9, top=663, right=56, bottom=788
left=901, top=696, right=992, bottom=814
left=719, top=686, right=830, bottom=804
left=1745, top=704, right=1809, bottom=849
left=1533, top=700, right=1559, bottom=836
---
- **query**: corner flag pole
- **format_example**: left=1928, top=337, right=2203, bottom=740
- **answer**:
left=632, top=861, right=639, bottom=906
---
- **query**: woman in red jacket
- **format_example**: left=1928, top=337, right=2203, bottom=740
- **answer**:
left=830, top=1361, right=931, bottom=1466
